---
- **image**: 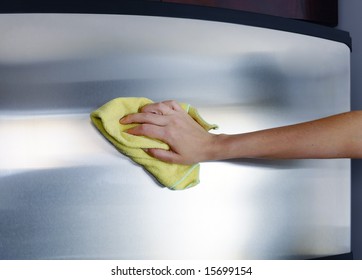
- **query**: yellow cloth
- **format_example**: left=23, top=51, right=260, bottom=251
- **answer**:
left=90, top=97, right=217, bottom=190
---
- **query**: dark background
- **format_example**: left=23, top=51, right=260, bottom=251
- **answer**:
left=338, top=0, right=362, bottom=260
left=162, top=0, right=338, bottom=26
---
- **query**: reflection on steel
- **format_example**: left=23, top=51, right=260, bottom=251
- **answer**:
left=0, top=14, right=350, bottom=259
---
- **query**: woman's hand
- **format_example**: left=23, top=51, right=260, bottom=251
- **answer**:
left=120, top=100, right=218, bottom=165
left=120, top=100, right=362, bottom=164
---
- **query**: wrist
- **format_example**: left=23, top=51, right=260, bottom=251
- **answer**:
left=204, top=133, right=257, bottom=161
left=204, top=133, right=234, bottom=161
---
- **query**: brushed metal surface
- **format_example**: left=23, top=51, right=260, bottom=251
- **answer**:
left=0, top=14, right=350, bottom=259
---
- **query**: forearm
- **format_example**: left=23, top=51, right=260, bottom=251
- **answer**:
left=209, top=111, right=362, bottom=160
left=122, top=101, right=362, bottom=164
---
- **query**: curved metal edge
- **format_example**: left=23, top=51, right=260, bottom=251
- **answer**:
left=0, top=0, right=352, bottom=51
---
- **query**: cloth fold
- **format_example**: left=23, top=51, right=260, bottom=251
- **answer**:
left=90, top=97, right=217, bottom=190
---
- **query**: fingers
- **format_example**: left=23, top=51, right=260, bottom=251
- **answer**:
left=146, top=148, right=183, bottom=164
left=128, top=126, right=186, bottom=163
left=118, top=100, right=195, bottom=164
left=126, top=123, right=166, bottom=140
left=120, top=100, right=183, bottom=125
left=120, top=112, right=168, bottom=126
left=140, top=100, right=183, bottom=115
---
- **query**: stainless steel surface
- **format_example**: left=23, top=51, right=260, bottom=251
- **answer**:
left=0, top=14, right=350, bottom=259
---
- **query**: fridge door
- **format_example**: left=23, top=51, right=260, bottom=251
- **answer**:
left=0, top=13, right=350, bottom=259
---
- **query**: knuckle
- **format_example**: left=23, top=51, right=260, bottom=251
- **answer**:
left=165, top=100, right=180, bottom=110
left=154, top=102, right=166, bottom=110
left=170, top=100, right=179, bottom=107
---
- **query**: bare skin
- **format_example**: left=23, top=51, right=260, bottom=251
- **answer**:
left=120, top=100, right=362, bottom=165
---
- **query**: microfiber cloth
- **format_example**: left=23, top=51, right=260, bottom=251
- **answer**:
left=90, top=97, right=217, bottom=190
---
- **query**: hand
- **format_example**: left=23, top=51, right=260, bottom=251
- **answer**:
left=119, top=100, right=217, bottom=165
